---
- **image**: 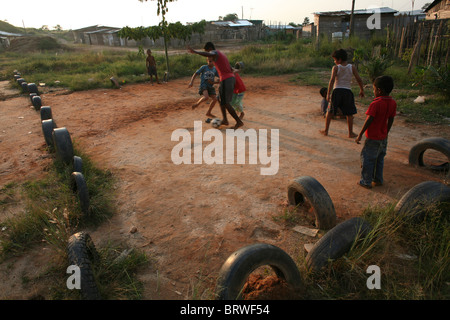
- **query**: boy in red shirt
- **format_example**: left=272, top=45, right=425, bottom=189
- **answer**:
left=355, top=75, right=396, bottom=189
left=231, top=62, right=246, bottom=119
left=188, top=42, right=244, bottom=129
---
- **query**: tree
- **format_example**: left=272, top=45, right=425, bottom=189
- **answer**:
left=223, top=13, right=239, bottom=21
left=302, top=17, right=310, bottom=26
left=119, top=1, right=205, bottom=82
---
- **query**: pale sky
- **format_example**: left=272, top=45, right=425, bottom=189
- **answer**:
left=2, top=0, right=431, bottom=31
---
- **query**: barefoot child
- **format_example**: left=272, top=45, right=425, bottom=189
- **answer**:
left=320, top=49, right=364, bottom=138
left=146, top=49, right=160, bottom=85
left=355, top=75, right=396, bottom=189
left=188, top=56, right=219, bottom=118
left=188, top=42, right=244, bottom=129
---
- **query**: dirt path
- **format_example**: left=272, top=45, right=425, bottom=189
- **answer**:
left=1, top=75, right=449, bottom=299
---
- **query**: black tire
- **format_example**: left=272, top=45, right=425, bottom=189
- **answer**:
left=32, top=95, right=42, bottom=111
left=71, top=172, right=90, bottom=215
left=16, top=78, right=25, bottom=85
left=27, top=83, right=39, bottom=95
left=287, top=176, right=336, bottom=230
left=29, top=92, right=37, bottom=104
left=40, top=106, right=52, bottom=121
left=394, top=181, right=450, bottom=221
left=52, top=127, right=74, bottom=164
left=409, top=137, right=450, bottom=174
left=67, top=232, right=101, bottom=300
left=305, top=217, right=372, bottom=272
left=41, top=119, right=57, bottom=148
left=215, top=243, right=302, bottom=300
left=20, top=81, right=28, bottom=93
left=73, top=156, right=83, bottom=173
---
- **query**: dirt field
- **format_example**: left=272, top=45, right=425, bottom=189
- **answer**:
left=0, top=73, right=449, bottom=300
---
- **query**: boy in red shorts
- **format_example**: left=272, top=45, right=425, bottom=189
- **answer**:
left=355, top=75, right=396, bottom=189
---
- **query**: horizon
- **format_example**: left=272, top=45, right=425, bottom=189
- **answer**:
left=1, top=0, right=431, bottom=31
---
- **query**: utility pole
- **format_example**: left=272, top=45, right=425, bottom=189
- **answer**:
left=349, top=0, right=355, bottom=37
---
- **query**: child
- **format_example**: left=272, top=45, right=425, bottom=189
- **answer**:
left=188, top=56, right=219, bottom=117
left=355, top=75, right=396, bottom=189
left=320, top=48, right=364, bottom=138
left=188, top=42, right=244, bottom=129
left=319, top=87, right=328, bottom=117
left=146, top=49, right=160, bottom=85
left=231, top=62, right=246, bottom=119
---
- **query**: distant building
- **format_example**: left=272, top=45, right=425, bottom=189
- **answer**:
left=424, top=0, right=450, bottom=20
left=0, top=30, right=23, bottom=49
left=313, top=7, right=397, bottom=40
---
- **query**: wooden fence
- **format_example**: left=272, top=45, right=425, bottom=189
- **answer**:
left=386, top=18, right=449, bottom=73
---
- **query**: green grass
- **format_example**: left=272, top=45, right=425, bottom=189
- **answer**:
left=0, top=143, right=150, bottom=299
left=1, top=37, right=448, bottom=123
left=298, top=203, right=449, bottom=300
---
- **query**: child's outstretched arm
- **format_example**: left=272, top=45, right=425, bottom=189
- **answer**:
left=352, top=65, right=365, bottom=98
left=188, top=72, right=198, bottom=88
left=355, top=115, right=374, bottom=144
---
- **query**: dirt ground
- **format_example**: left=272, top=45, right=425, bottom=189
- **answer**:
left=0, top=73, right=449, bottom=300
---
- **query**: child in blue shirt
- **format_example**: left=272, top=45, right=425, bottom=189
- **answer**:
left=188, top=56, right=219, bottom=118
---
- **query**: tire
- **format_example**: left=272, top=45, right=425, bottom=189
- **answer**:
left=67, top=232, right=101, bottom=300
left=41, top=119, right=57, bottom=148
left=32, top=95, right=42, bottom=111
left=20, top=81, right=28, bottom=93
left=73, top=156, right=83, bottom=173
left=71, top=172, right=90, bottom=215
left=16, top=78, right=25, bottom=85
left=29, top=92, right=37, bottom=104
left=40, top=106, right=52, bottom=121
left=287, top=176, right=336, bottom=230
left=27, top=83, right=39, bottom=95
left=394, top=181, right=450, bottom=221
left=305, top=217, right=372, bottom=272
left=52, top=127, right=74, bottom=164
left=409, top=137, right=450, bottom=174
left=215, top=243, right=302, bottom=300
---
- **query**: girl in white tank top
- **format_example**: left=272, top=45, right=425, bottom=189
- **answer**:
left=334, top=64, right=353, bottom=90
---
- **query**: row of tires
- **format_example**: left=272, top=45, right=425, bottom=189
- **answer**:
left=14, top=71, right=95, bottom=299
left=14, top=71, right=90, bottom=216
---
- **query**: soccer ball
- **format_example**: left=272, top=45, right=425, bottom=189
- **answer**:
left=211, top=118, right=222, bottom=128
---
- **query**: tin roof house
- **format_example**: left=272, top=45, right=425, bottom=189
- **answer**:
left=313, top=7, right=398, bottom=40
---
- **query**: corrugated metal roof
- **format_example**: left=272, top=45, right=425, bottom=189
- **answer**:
left=0, top=31, right=23, bottom=37
left=314, top=7, right=397, bottom=16
left=212, top=19, right=253, bottom=27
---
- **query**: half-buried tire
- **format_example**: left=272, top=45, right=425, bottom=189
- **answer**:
left=41, top=119, right=57, bottom=149
left=287, top=176, right=336, bottom=230
left=215, top=243, right=302, bottom=300
left=67, top=232, right=101, bottom=300
left=409, top=137, right=450, bottom=174
left=394, top=181, right=450, bottom=221
left=40, top=106, right=52, bottom=121
left=305, top=217, right=372, bottom=272
left=52, top=127, right=74, bottom=164
left=71, top=172, right=90, bottom=216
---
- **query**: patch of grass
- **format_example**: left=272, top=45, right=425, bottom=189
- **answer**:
left=0, top=144, right=116, bottom=258
left=298, top=202, right=449, bottom=299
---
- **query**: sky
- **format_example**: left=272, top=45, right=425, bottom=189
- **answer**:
left=2, top=0, right=432, bottom=31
